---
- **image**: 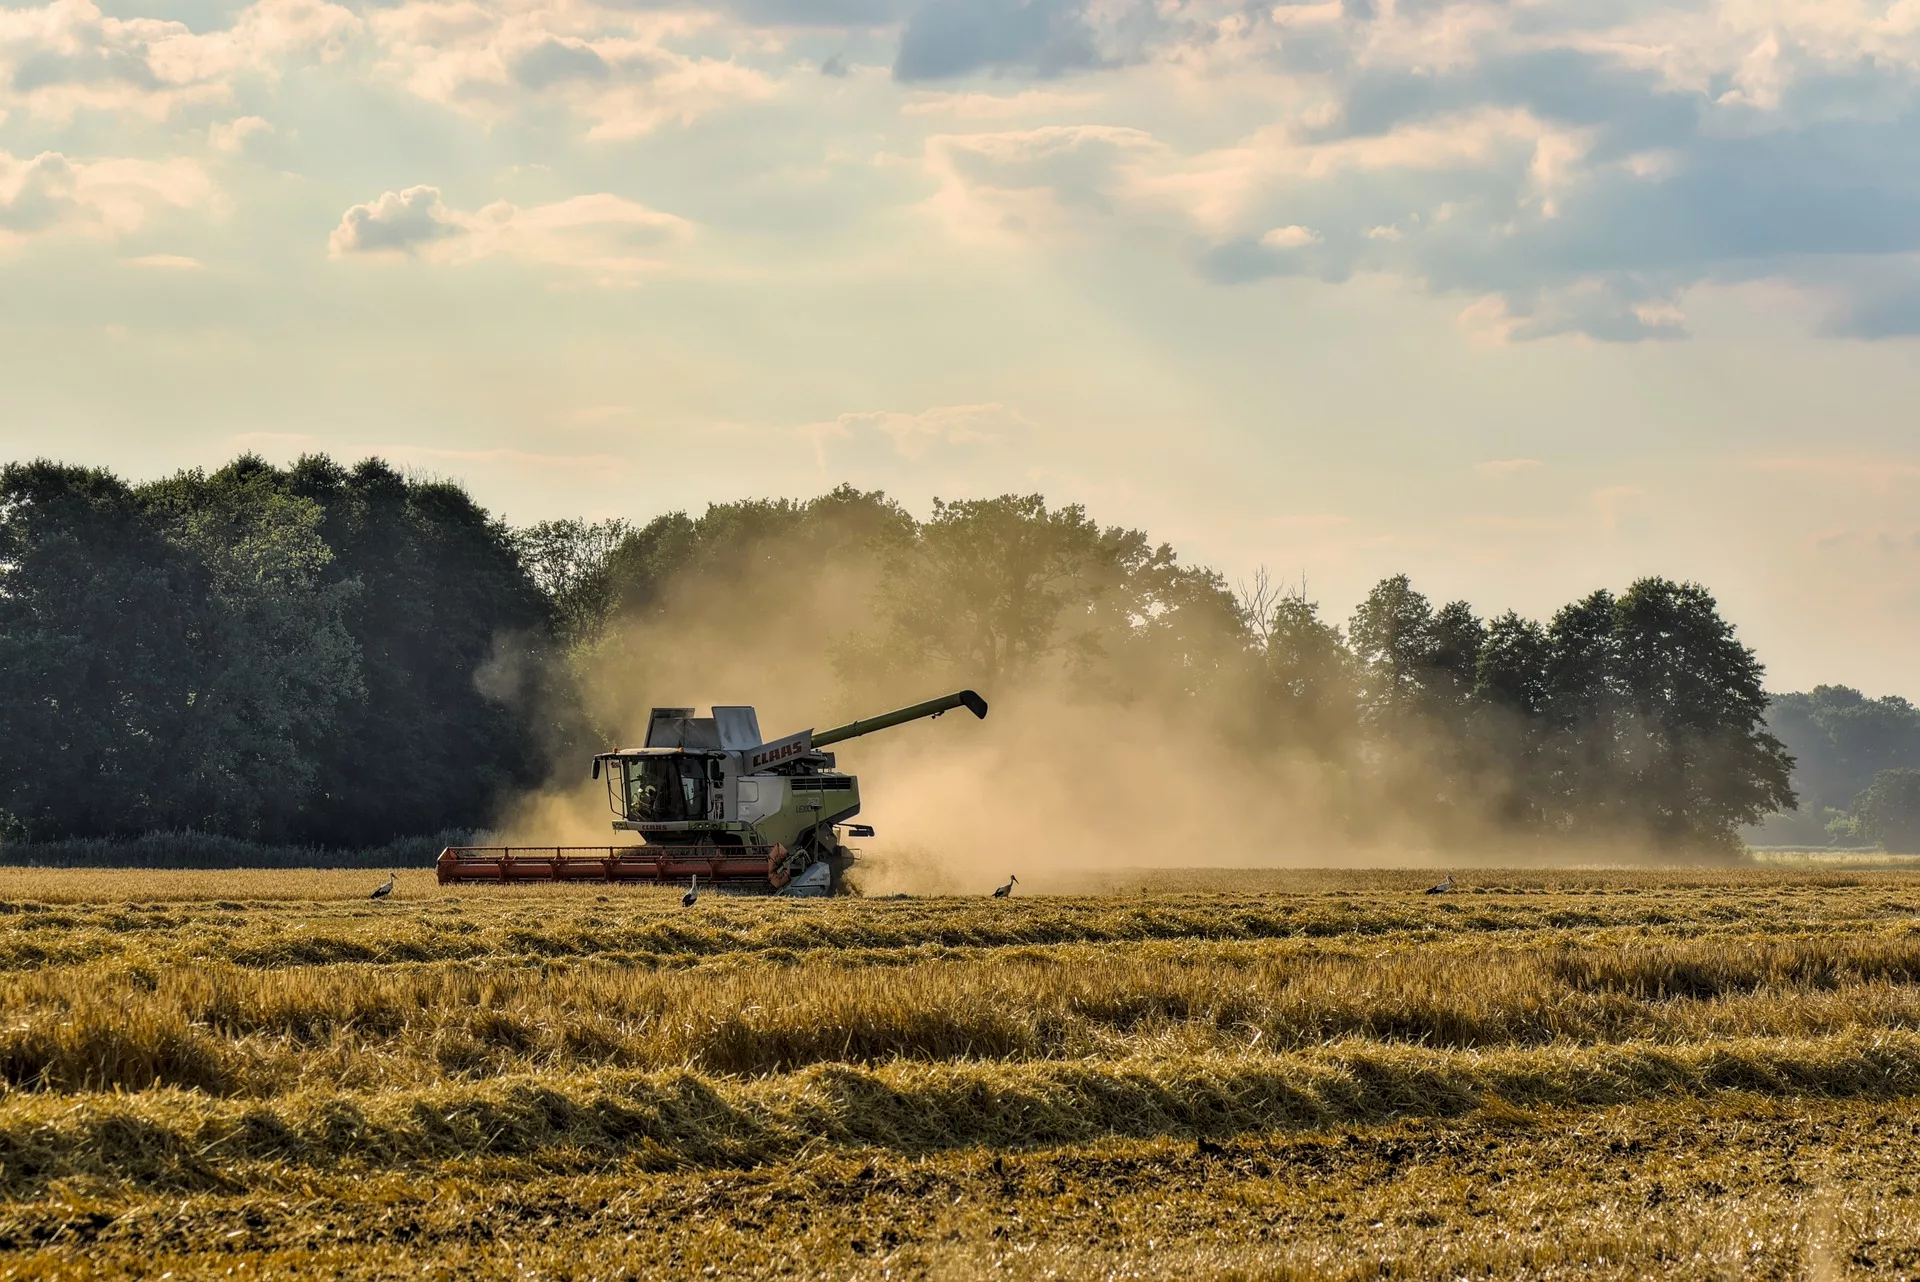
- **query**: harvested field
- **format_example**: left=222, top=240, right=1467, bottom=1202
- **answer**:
left=1, top=866, right=1919, bottom=1278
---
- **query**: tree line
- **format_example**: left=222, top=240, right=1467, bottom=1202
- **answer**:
left=525, top=486, right=1798, bottom=852
left=0, top=457, right=564, bottom=847
left=1754, top=687, right=1920, bottom=851
left=0, top=456, right=1851, bottom=856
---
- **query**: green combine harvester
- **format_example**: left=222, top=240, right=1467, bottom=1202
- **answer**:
left=436, top=691, right=989, bottom=895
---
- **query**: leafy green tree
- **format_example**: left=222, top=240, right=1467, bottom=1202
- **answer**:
left=1347, top=575, right=1436, bottom=722
left=0, top=462, right=1826, bottom=858
left=1427, top=601, right=1487, bottom=713
left=284, top=457, right=556, bottom=846
left=1099, top=560, right=1250, bottom=712
left=1539, top=590, right=1624, bottom=826
left=1752, top=687, right=1920, bottom=844
left=0, top=463, right=197, bottom=838
left=1260, top=593, right=1359, bottom=753
left=860, top=495, right=1162, bottom=687
left=598, top=512, right=700, bottom=621
left=592, top=486, right=911, bottom=630
left=138, top=459, right=361, bottom=837
left=1853, top=769, right=1920, bottom=852
left=1346, top=578, right=1489, bottom=821
left=512, top=518, right=632, bottom=644
left=1472, top=611, right=1552, bottom=828
left=0, top=459, right=363, bottom=841
left=1476, top=612, right=1550, bottom=717
left=1608, top=578, right=1795, bottom=849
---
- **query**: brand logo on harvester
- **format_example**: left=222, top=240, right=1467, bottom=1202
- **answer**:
left=746, top=730, right=812, bottom=771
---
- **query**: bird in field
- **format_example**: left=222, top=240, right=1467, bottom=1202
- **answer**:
left=993, top=875, right=1018, bottom=899
left=370, top=873, right=395, bottom=900
left=682, top=874, right=699, bottom=908
left=1425, top=874, right=1453, bottom=896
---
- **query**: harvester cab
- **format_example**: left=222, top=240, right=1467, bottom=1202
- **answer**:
left=437, top=690, right=988, bottom=895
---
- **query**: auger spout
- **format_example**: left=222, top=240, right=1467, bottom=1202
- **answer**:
left=813, top=690, right=988, bottom=748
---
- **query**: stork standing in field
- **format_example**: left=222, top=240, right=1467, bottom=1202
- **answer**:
left=1425, top=874, right=1453, bottom=896
left=370, top=873, right=395, bottom=900
left=682, top=875, right=699, bottom=908
left=993, top=875, right=1018, bottom=899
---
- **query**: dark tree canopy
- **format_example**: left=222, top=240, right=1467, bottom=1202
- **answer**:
left=282, top=456, right=559, bottom=845
left=0, top=456, right=560, bottom=847
left=0, top=462, right=1823, bottom=856
left=1608, top=579, right=1795, bottom=847
left=1749, top=686, right=1920, bottom=845
left=1854, top=770, right=1920, bottom=853
left=0, top=463, right=203, bottom=839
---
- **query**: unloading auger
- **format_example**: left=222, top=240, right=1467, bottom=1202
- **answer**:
left=435, top=691, right=988, bottom=896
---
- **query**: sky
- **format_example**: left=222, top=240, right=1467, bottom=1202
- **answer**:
left=2, top=0, right=1919, bottom=695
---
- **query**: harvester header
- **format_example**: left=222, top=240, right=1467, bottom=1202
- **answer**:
left=437, top=690, right=988, bottom=896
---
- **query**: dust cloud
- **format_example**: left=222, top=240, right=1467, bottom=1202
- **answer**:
left=486, top=520, right=1707, bottom=893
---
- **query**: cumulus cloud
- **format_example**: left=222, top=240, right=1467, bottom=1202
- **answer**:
left=328, top=185, right=461, bottom=255
left=208, top=115, right=273, bottom=152
left=365, top=1, right=776, bottom=139
left=1260, top=225, right=1320, bottom=248
left=891, top=0, right=1920, bottom=339
left=9, top=0, right=1920, bottom=340
left=920, top=124, right=1166, bottom=238
left=0, top=149, right=213, bottom=247
left=0, top=0, right=771, bottom=138
left=0, top=0, right=358, bottom=121
left=329, top=185, right=692, bottom=277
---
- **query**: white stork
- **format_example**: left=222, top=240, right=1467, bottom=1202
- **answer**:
left=370, top=873, right=396, bottom=900
left=682, top=874, right=699, bottom=908
left=992, top=875, right=1018, bottom=899
left=1425, top=874, right=1453, bottom=896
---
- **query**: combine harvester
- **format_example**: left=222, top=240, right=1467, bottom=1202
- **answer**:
left=437, top=690, right=988, bottom=896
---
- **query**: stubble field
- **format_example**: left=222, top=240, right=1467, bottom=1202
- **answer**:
left=1, top=864, right=1919, bottom=1279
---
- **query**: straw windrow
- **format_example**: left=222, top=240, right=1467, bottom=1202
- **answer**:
left=1, top=867, right=1919, bottom=1277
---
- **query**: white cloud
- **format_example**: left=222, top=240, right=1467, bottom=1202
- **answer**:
left=920, top=125, right=1168, bottom=241
left=0, top=0, right=358, bottom=122
left=0, top=0, right=775, bottom=139
left=0, top=150, right=213, bottom=247
left=328, top=185, right=461, bottom=255
left=365, top=1, right=776, bottom=139
left=1259, top=224, right=1319, bottom=248
left=6, top=0, right=1920, bottom=344
left=922, top=107, right=1591, bottom=244
left=901, top=87, right=1105, bottom=118
left=329, top=184, right=692, bottom=278
left=880, top=0, right=1920, bottom=340
left=208, top=115, right=273, bottom=152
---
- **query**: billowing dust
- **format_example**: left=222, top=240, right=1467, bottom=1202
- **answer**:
left=489, top=542, right=1693, bottom=895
